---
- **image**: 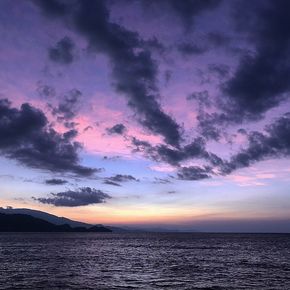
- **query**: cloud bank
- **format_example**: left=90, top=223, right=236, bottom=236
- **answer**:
left=34, top=187, right=111, bottom=207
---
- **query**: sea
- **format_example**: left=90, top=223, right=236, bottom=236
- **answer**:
left=0, top=233, right=289, bottom=289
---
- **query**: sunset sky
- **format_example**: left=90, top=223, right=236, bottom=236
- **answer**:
left=0, top=0, right=290, bottom=232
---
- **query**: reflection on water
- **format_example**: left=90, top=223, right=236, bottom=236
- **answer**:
left=0, top=233, right=289, bottom=289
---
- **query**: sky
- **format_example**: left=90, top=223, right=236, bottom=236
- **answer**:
left=0, top=0, right=290, bottom=232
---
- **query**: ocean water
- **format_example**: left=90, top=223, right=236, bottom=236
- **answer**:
left=0, top=233, right=289, bottom=289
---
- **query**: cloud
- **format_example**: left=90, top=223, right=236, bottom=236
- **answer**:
left=103, top=174, right=139, bottom=186
left=208, top=63, right=229, bottom=80
left=83, top=125, right=93, bottom=132
left=106, top=123, right=126, bottom=135
left=222, top=0, right=290, bottom=122
left=178, top=31, right=230, bottom=57
left=103, top=180, right=121, bottom=187
left=131, top=136, right=222, bottom=171
left=106, top=174, right=139, bottom=183
left=48, top=36, right=75, bottom=64
left=144, top=37, right=166, bottom=54
left=50, top=89, right=82, bottom=126
left=196, top=112, right=221, bottom=141
left=153, top=177, right=172, bottom=184
left=187, top=91, right=221, bottom=141
left=167, top=190, right=176, bottom=194
left=136, top=112, right=290, bottom=179
left=0, top=99, right=96, bottom=176
left=221, top=113, right=290, bottom=174
left=45, top=179, right=68, bottom=185
left=187, top=90, right=211, bottom=107
left=206, top=31, right=230, bottom=47
left=177, top=166, right=212, bottom=180
left=37, top=83, right=56, bottom=98
left=164, top=70, right=172, bottom=84
left=154, top=138, right=210, bottom=166
left=144, top=0, right=221, bottom=30
left=34, top=187, right=111, bottom=207
left=131, top=137, right=153, bottom=151
left=190, top=1, right=290, bottom=137
left=32, top=0, right=68, bottom=16
left=103, top=155, right=121, bottom=161
left=34, top=0, right=182, bottom=147
left=178, top=42, right=207, bottom=56
left=178, top=32, right=229, bottom=57
left=26, top=0, right=290, bottom=185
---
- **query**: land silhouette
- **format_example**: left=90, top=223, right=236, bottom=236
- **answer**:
left=0, top=212, right=111, bottom=232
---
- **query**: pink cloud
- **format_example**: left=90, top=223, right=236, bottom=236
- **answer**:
left=149, top=164, right=176, bottom=173
left=227, top=174, right=266, bottom=187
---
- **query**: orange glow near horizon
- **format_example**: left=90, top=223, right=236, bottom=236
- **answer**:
left=2, top=198, right=289, bottom=227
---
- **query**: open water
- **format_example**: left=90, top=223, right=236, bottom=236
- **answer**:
left=0, top=233, right=289, bottom=289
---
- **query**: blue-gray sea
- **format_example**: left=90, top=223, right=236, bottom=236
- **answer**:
left=0, top=233, right=289, bottom=289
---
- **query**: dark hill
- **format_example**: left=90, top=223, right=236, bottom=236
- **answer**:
left=0, top=207, right=92, bottom=228
left=0, top=213, right=111, bottom=232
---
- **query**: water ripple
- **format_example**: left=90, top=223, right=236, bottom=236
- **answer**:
left=0, top=233, right=289, bottom=289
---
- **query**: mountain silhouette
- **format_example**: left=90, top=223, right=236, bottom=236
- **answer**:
left=0, top=207, right=128, bottom=232
left=0, top=213, right=112, bottom=232
left=0, top=207, right=92, bottom=228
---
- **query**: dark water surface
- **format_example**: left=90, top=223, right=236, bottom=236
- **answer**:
left=0, top=233, right=289, bottom=289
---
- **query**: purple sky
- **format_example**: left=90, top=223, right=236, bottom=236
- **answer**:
left=0, top=0, right=290, bottom=232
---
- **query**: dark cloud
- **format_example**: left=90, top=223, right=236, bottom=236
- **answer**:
left=36, top=83, right=56, bottom=98
left=106, top=123, right=126, bottom=135
left=103, top=173, right=139, bottom=187
left=106, top=174, right=139, bottom=183
left=48, top=36, right=75, bottom=64
left=178, top=42, right=207, bottom=56
left=221, top=113, right=290, bottom=174
left=63, top=129, right=78, bottom=140
left=180, top=1, right=290, bottom=135
left=189, top=92, right=221, bottom=142
left=45, top=178, right=68, bottom=185
left=131, top=136, right=221, bottom=170
left=30, top=0, right=290, bottom=185
left=177, top=166, right=212, bottom=180
left=153, top=178, right=172, bottom=184
left=0, top=99, right=46, bottom=146
left=167, top=190, right=176, bottom=194
left=237, top=128, right=247, bottom=135
left=103, top=180, right=121, bottom=187
left=145, top=0, right=222, bottom=30
left=103, top=155, right=121, bottom=161
left=194, top=104, right=249, bottom=140
left=34, top=187, right=111, bottom=207
left=32, top=0, right=68, bottom=16
left=83, top=125, right=93, bottom=132
left=222, top=0, right=290, bottom=122
left=144, top=37, right=166, bottom=54
left=197, top=111, right=244, bottom=135
left=51, top=89, right=82, bottom=124
left=207, top=31, right=230, bottom=47
left=208, top=63, right=229, bottom=80
left=164, top=70, right=172, bottom=84
left=0, top=99, right=96, bottom=176
left=187, top=90, right=211, bottom=107
left=178, top=32, right=229, bottom=57
left=34, top=0, right=182, bottom=147
left=154, top=137, right=208, bottom=166
left=196, top=112, right=221, bottom=141
left=63, top=121, right=79, bottom=129
left=131, top=137, right=153, bottom=152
